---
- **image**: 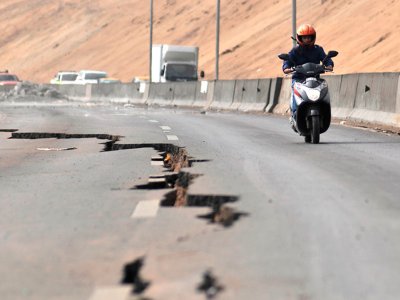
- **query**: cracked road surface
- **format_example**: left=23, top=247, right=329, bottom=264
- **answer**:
left=1, top=100, right=400, bottom=300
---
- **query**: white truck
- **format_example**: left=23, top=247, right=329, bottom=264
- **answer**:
left=151, top=44, right=204, bottom=83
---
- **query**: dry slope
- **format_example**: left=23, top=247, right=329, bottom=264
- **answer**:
left=0, top=0, right=399, bottom=83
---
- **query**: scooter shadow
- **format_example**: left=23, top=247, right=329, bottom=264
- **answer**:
left=310, top=140, right=400, bottom=145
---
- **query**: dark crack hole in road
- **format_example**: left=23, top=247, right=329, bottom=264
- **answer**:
left=10, top=132, right=122, bottom=141
left=163, top=192, right=247, bottom=227
left=0, top=129, right=19, bottom=132
left=121, top=257, right=151, bottom=295
left=102, top=142, right=210, bottom=170
left=133, top=172, right=202, bottom=190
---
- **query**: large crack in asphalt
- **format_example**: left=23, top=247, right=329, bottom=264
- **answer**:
left=10, top=132, right=247, bottom=226
left=104, top=140, right=247, bottom=227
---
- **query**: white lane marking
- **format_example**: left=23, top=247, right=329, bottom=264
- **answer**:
left=149, top=119, right=159, bottom=123
left=166, top=135, right=179, bottom=141
left=88, top=286, right=131, bottom=300
left=151, top=161, right=164, bottom=166
left=148, top=177, right=166, bottom=184
left=160, top=126, right=171, bottom=130
left=132, top=200, right=160, bottom=218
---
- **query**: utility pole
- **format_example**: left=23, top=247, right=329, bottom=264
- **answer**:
left=149, top=0, right=154, bottom=82
left=292, top=0, right=296, bottom=47
left=216, top=0, right=220, bottom=80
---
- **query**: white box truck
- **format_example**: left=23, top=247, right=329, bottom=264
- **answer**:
left=151, top=44, right=204, bottom=82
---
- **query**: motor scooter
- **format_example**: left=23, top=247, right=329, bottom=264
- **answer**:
left=278, top=50, right=338, bottom=144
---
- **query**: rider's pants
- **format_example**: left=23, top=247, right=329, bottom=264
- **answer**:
left=290, top=79, right=302, bottom=115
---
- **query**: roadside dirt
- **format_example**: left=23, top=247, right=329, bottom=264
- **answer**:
left=332, top=118, right=400, bottom=136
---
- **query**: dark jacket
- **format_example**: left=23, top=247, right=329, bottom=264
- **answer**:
left=282, top=44, right=334, bottom=80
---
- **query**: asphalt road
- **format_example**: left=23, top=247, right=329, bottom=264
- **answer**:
left=1, top=99, right=400, bottom=300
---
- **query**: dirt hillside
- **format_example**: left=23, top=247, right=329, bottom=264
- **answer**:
left=1, top=0, right=399, bottom=83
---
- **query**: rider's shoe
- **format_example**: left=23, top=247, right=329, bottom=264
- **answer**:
left=289, top=113, right=298, bottom=133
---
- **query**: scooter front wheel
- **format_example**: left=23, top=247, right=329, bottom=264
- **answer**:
left=311, top=115, right=320, bottom=144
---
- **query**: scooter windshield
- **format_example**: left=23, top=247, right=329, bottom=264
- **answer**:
left=295, top=63, right=325, bottom=77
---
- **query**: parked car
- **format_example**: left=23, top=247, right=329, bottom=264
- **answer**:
left=0, top=72, right=21, bottom=86
left=50, top=71, right=78, bottom=84
left=75, top=70, right=108, bottom=85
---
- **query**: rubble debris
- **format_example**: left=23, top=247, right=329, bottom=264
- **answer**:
left=197, top=270, right=224, bottom=299
left=198, top=204, right=249, bottom=228
left=0, top=81, right=68, bottom=101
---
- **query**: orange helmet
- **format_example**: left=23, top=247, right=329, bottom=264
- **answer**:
left=296, top=24, right=316, bottom=47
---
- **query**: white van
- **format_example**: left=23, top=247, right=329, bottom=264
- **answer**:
left=75, top=70, right=108, bottom=85
left=50, top=71, right=78, bottom=84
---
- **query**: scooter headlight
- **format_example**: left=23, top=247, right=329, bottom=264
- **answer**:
left=305, top=89, right=320, bottom=101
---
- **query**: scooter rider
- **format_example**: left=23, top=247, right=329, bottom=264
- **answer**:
left=282, top=24, right=334, bottom=124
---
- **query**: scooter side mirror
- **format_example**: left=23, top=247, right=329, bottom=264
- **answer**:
left=327, top=50, right=339, bottom=58
left=278, top=53, right=290, bottom=61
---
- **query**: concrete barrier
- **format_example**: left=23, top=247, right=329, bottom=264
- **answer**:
left=140, top=82, right=150, bottom=104
left=192, top=81, right=210, bottom=108
left=337, top=74, right=358, bottom=109
left=329, top=74, right=357, bottom=119
left=237, top=79, right=266, bottom=112
left=172, top=82, right=197, bottom=107
left=56, top=84, right=89, bottom=101
left=323, top=75, right=342, bottom=107
left=210, top=80, right=235, bottom=110
left=355, top=73, right=379, bottom=111
left=265, top=77, right=283, bottom=113
left=271, top=77, right=291, bottom=114
left=355, top=73, right=399, bottom=112
left=205, top=81, right=215, bottom=109
left=90, top=83, right=144, bottom=104
left=231, top=80, right=245, bottom=110
left=345, top=73, right=400, bottom=126
left=380, top=73, right=400, bottom=113
left=147, top=83, right=174, bottom=106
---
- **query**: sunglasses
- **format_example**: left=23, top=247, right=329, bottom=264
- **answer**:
left=301, top=35, right=314, bottom=40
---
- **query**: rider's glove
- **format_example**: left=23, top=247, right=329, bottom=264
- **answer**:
left=283, top=67, right=294, bottom=74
